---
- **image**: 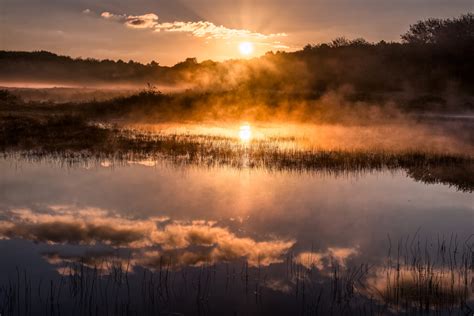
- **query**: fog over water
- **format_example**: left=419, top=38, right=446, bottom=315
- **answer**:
left=1, top=9, right=474, bottom=315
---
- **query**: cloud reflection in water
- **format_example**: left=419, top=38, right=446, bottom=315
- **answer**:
left=0, top=205, right=295, bottom=269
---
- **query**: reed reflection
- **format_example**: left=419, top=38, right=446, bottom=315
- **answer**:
left=1, top=230, right=470, bottom=315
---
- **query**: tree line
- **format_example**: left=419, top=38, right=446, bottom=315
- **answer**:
left=0, top=13, right=472, bottom=98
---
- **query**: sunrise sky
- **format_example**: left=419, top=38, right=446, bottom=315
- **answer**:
left=1, top=0, right=472, bottom=65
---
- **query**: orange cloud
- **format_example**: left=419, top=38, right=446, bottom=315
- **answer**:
left=294, top=247, right=359, bottom=271
left=365, top=265, right=473, bottom=309
left=0, top=205, right=294, bottom=268
left=100, top=11, right=287, bottom=41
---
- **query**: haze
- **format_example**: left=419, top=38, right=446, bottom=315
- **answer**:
left=1, top=0, right=472, bottom=65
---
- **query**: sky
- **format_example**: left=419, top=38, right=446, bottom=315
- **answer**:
left=0, top=0, right=472, bottom=65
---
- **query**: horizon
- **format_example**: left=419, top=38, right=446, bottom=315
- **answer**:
left=1, top=0, right=472, bottom=65
left=0, top=3, right=473, bottom=315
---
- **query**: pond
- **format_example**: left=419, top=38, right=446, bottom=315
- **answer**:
left=0, top=144, right=472, bottom=315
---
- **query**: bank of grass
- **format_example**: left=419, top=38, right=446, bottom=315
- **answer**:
left=1, top=113, right=473, bottom=192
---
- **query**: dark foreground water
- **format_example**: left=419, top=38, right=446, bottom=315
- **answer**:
left=0, top=156, right=472, bottom=315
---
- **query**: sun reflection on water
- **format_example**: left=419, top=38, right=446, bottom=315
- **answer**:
left=239, top=124, right=252, bottom=142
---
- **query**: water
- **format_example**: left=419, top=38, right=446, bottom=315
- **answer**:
left=0, top=155, right=472, bottom=315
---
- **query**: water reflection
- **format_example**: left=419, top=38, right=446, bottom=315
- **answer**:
left=294, top=247, right=359, bottom=271
left=238, top=123, right=252, bottom=142
left=367, top=266, right=473, bottom=311
left=2, top=118, right=473, bottom=191
left=0, top=206, right=294, bottom=267
left=0, top=157, right=472, bottom=315
left=124, top=122, right=474, bottom=156
left=364, top=234, right=474, bottom=313
left=2, top=235, right=470, bottom=315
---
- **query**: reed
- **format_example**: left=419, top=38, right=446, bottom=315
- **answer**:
left=1, top=235, right=471, bottom=315
left=1, top=118, right=472, bottom=191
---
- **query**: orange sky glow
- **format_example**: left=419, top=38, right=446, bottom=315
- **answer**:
left=1, top=0, right=472, bottom=65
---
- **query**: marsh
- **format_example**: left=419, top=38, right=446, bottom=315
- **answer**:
left=0, top=9, right=474, bottom=316
left=1, top=97, right=473, bottom=314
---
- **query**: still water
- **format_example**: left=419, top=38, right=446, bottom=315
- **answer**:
left=0, top=154, right=472, bottom=315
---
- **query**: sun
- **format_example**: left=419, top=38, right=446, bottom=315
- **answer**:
left=239, top=124, right=252, bottom=142
left=239, top=42, right=254, bottom=56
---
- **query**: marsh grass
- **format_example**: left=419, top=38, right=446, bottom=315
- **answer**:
left=366, top=234, right=474, bottom=314
left=1, top=235, right=472, bottom=315
left=1, top=114, right=473, bottom=191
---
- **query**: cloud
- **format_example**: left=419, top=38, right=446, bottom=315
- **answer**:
left=270, top=44, right=290, bottom=49
left=0, top=205, right=294, bottom=268
left=0, top=207, right=156, bottom=247
left=138, top=232, right=294, bottom=267
left=125, top=13, right=159, bottom=29
left=294, top=247, right=359, bottom=271
left=154, top=21, right=286, bottom=40
left=101, top=11, right=122, bottom=20
left=42, top=250, right=132, bottom=275
left=264, top=278, right=293, bottom=293
left=365, top=265, right=473, bottom=309
left=100, top=11, right=287, bottom=41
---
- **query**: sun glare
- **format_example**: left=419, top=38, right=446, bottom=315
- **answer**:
left=239, top=42, right=254, bottom=56
left=239, top=124, right=252, bottom=142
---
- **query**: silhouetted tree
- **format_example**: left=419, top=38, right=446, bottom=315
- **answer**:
left=350, top=38, right=371, bottom=46
left=401, top=13, right=474, bottom=45
left=330, top=37, right=350, bottom=47
left=0, top=13, right=473, bottom=97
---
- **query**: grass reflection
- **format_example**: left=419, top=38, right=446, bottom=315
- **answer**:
left=1, top=231, right=471, bottom=315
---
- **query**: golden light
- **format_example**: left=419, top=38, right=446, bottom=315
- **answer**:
left=239, top=42, right=254, bottom=56
left=239, top=124, right=252, bottom=142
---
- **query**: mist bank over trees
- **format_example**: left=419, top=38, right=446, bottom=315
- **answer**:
left=1, top=13, right=473, bottom=104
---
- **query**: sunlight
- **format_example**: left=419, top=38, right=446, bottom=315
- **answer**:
left=239, top=42, right=254, bottom=56
left=239, top=124, right=252, bottom=142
